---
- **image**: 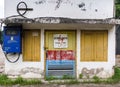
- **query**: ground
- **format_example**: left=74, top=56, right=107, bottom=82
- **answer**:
left=0, top=84, right=120, bottom=87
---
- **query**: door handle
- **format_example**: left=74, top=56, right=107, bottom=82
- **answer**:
left=44, top=47, right=48, bottom=50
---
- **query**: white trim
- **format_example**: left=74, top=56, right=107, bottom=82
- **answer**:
left=41, top=29, right=45, bottom=70
left=76, top=29, right=80, bottom=78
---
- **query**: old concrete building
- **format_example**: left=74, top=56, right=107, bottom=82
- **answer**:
left=0, top=0, right=116, bottom=78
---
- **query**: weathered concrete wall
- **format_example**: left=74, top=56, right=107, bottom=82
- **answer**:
left=0, top=45, right=5, bottom=74
left=0, top=18, right=117, bottom=24
left=5, top=24, right=115, bottom=79
left=5, top=0, right=114, bottom=19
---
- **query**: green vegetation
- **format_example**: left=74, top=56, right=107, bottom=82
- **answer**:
left=46, top=75, right=74, bottom=81
left=116, top=0, right=120, bottom=18
left=45, top=76, right=57, bottom=81
left=90, top=67, right=120, bottom=84
left=62, top=75, right=74, bottom=79
left=14, top=77, right=42, bottom=85
left=79, top=74, right=83, bottom=79
left=106, top=67, right=120, bottom=84
left=0, top=75, right=42, bottom=86
left=92, top=76, right=100, bottom=83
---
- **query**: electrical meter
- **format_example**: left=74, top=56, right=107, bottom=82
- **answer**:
left=3, top=26, right=22, bottom=53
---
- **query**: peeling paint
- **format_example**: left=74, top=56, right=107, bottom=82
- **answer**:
left=78, top=2, right=85, bottom=8
left=7, top=67, right=44, bottom=78
left=95, top=9, right=98, bottom=12
left=80, top=67, right=113, bottom=78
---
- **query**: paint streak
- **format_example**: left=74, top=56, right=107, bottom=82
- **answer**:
left=78, top=2, right=85, bottom=8
left=35, top=0, right=46, bottom=5
left=55, top=0, right=62, bottom=10
left=78, top=2, right=86, bottom=11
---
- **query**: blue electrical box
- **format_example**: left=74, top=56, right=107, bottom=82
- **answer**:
left=3, top=26, right=22, bottom=53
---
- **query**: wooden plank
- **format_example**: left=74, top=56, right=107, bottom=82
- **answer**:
left=95, top=32, right=104, bottom=61
left=81, top=31, right=94, bottom=61
left=104, top=31, right=108, bottom=61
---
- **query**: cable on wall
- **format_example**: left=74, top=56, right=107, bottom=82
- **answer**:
left=6, top=1, right=33, bottom=19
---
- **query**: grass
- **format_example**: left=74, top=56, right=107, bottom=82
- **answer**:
left=92, top=76, right=101, bottom=83
left=65, top=80, right=79, bottom=84
left=79, top=74, right=83, bottom=79
left=49, top=80, right=80, bottom=85
left=62, top=75, right=74, bottom=79
left=0, top=75, right=42, bottom=86
left=14, top=77, right=42, bottom=85
left=45, top=76, right=58, bottom=81
left=45, top=75, right=74, bottom=81
left=105, top=67, right=120, bottom=84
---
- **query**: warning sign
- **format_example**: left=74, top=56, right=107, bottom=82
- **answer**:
left=54, top=34, right=68, bottom=48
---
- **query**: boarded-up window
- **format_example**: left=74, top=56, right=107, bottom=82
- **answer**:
left=23, top=30, right=40, bottom=62
left=81, top=31, right=108, bottom=61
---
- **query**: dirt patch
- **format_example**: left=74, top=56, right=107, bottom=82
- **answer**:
left=0, top=84, right=119, bottom=87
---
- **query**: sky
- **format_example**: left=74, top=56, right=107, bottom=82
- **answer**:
left=0, top=0, right=4, bottom=18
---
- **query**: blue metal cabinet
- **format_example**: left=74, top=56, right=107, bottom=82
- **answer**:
left=3, top=26, right=22, bottom=53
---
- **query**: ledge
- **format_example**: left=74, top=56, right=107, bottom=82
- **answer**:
left=0, top=17, right=120, bottom=25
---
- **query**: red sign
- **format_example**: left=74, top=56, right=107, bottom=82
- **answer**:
left=61, top=50, right=75, bottom=60
left=47, top=50, right=75, bottom=60
left=55, top=51, right=61, bottom=60
left=47, top=50, right=56, bottom=60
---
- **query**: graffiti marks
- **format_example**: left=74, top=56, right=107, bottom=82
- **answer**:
left=81, top=67, right=104, bottom=78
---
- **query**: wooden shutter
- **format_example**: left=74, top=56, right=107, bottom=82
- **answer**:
left=81, top=31, right=108, bottom=62
left=23, top=30, right=40, bottom=62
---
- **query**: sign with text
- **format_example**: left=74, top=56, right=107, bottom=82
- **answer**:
left=54, top=34, right=68, bottom=48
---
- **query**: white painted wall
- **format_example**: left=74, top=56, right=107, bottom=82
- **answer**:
left=5, top=0, right=114, bottom=19
left=5, top=24, right=115, bottom=78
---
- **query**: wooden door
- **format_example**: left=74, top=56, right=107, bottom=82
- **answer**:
left=23, top=30, right=40, bottom=62
left=45, top=30, right=76, bottom=77
left=81, top=31, right=108, bottom=62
